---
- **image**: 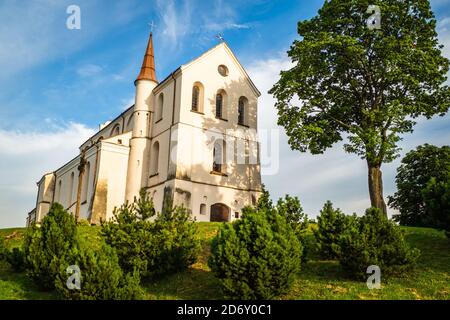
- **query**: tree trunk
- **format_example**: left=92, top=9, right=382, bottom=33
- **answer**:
left=367, top=162, right=388, bottom=216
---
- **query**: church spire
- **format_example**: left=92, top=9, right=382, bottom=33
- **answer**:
left=136, top=32, right=157, bottom=83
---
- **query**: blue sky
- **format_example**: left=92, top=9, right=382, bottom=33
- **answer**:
left=0, top=0, right=449, bottom=227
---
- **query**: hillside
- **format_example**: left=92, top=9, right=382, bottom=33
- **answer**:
left=0, top=223, right=448, bottom=300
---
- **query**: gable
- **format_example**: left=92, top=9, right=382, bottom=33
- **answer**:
left=180, top=43, right=261, bottom=97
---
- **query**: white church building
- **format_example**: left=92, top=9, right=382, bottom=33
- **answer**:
left=28, top=33, right=262, bottom=225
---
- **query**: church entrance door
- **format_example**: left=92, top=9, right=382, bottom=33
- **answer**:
left=210, top=203, right=230, bottom=222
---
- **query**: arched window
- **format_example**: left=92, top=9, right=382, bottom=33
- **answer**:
left=215, top=89, right=227, bottom=119
left=150, top=142, right=160, bottom=175
left=213, top=140, right=226, bottom=173
left=82, top=162, right=90, bottom=203
left=69, top=172, right=75, bottom=205
left=216, top=93, right=223, bottom=118
left=191, top=82, right=204, bottom=112
left=111, top=124, right=120, bottom=137
left=156, top=93, right=164, bottom=121
left=192, top=86, right=199, bottom=111
left=238, top=96, right=248, bottom=125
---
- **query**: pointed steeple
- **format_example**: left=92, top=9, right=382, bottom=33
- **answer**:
left=136, top=32, right=157, bottom=83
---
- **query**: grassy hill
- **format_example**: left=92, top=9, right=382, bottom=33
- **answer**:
left=0, top=223, right=448, bottom=300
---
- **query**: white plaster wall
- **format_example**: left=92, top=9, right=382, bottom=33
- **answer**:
left=173, top=179, right=259, bottom=222
left=93, top=141, right=130, bottom=221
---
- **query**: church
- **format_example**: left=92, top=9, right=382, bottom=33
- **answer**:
left=27, top=32, right=262, bottom=225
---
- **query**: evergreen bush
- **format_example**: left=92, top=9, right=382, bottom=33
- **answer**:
left=275, top=195, right=310, bottom=262
left=0, top=236, right=6, bottom=261
left=24, top=203, right=78, bottom=290
left=208, top=206, right=302, bottom=299
left=5, top=247, right=26, bottom=272
left=101, top=190, right=200, bottom=279
left=339, top=208, right=420, bottom=279
left=55, top=244, right=143, bottom=300
left=314, top=201, right=355, bottom=259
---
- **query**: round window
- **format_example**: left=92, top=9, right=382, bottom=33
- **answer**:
left=218, top=65, right=229, bottom=77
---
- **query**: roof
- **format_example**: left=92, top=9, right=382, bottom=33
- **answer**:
left=135, top=32, right=157, bottom=83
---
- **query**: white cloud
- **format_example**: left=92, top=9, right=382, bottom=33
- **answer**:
left=205, top=22, right=251, bottom=32
left=0, top=122, right=95, bottom=228
left=156, top=0, right=193, bottom=48
left=76, top=64, right=103, bottom=77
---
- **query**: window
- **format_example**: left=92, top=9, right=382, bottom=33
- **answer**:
left=251, top=194, right=256, bottom=206
left=216, top=94, right=223, bottom=118
left=200, top=204, right=206, bottom=215
left=69, top=172, right=75, bottom=205
left=191, top=82, right=204, bottom=112
left=111, top=124, right=120, bottom=137
left=192, top=86, right=199, bottom=111
left=213, top=140, right=226, bottom=173
left=235, top=212, right=239, bottom=219
left=150, top=142, right=160, bottom=175
left=218, top=65, right=229, bottom=77
left=156, top=93, right=164, bottom=121
left=238, top=96, right=248, bottom=125
left=215, top=89, right=227, bottom=119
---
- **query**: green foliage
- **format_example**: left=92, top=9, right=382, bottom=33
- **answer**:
left=101, top=189, right=200, bottom=279
left=5, top=248, right=26, bottom=273
left=77, top=219, right=90, bottom=227
left=151, top=205, right=201, bottom=277
left=270, top=0, right=449, bottom=163
left=270, top=0, right=450, bottom=213
left=55, top=244, right=143, bottom=300
left=208, top=206, right=302, bottom=299
left=24, top=203, right=78, bottom=290
left=0, top=236, right=6, bottom=261
left=339, top=208, right=420, bottom=279
left=256, top=184, right=273, bottom=210
left=422, top=178, right=450, bottom=238
left=314, top=201, right=356, bottom=259
left=276, top=195, right=310, bottom=262
left=389, top=144, right=450, bottom=227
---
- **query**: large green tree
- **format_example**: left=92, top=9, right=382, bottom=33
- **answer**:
left=388, top=144, right=450, bottom=227
left=270, top=0, right=450, bottom=215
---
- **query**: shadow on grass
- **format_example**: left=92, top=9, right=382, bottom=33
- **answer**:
left=142, top=267, right=223, bottom=300
left=402, top=227, right=450, bottom=274
left=0, top=262, right=56, bottom=300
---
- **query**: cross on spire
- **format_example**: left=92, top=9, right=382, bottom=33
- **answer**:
left=216, top=33, right=224, bottom=42
left=148, top=21, right=156, bottom=33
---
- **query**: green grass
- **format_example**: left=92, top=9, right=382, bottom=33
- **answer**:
left=0, top=223, right=448, bottom=300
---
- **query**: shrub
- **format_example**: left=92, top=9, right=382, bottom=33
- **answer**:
left=339, top=208, right=420, bottom=279
left=24, top=203, right=78, bottom=290
left=276, top=195, right=310, bottom=262
left=0, top=236, right=6, bottom=261
left=6, top=247, right=26, bottom=272
left=208, top=206, right=302, bottom=300
left=101, top=190, right=200, bottom=279
left=314, top=201, right=355, bottom=259
left=55, top=244, right=143, bottom=300
left=151, top=205, right=201, bottom=278
left=77, top=219, right=91, bottom=227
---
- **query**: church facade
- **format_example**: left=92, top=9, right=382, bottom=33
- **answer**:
left=28, top=33, right=262, bottom=225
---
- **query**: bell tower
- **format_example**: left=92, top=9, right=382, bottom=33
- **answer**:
left=125, top=32, right=158, bottom=202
